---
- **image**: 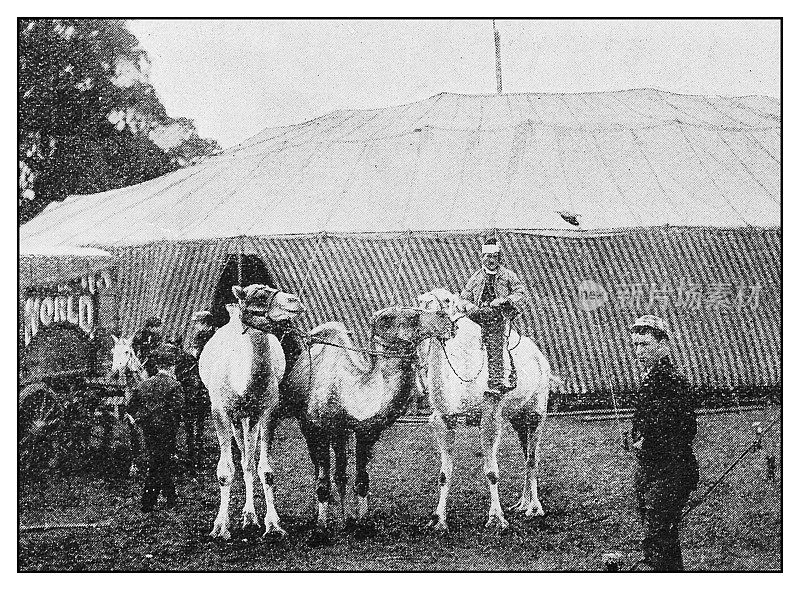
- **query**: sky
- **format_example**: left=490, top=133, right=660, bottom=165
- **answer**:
left=126, top=19, right=779, bottom=149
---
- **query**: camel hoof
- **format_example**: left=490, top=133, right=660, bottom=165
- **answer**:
left=210, top=522, right=231, bottom=540
left=525, top=505, right=545, bottom=518
left=485, top=514, right=509, bottom=532
left=262, top=522, right=287, bottom=539
left=511, top=499, right=529, bottom=513
left=242, top=511, right=259, bottom=529
left=430, top=519, right=449, bottom=535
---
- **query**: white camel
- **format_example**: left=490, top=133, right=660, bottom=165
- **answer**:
left=417, top=288, right=552, bottom=533
left=199, top=284, right=305, bottom=540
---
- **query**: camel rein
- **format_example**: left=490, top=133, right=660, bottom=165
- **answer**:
left=294, top=327, right=419, bottom=360
left=243, top=318, right=420, bottom=360
left=438, top=336, right=485, bottom=383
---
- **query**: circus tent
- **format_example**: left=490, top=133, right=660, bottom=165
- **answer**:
left=19, top=89, right=781, bottom=405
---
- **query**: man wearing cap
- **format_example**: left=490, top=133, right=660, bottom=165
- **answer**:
left=629, top=315, right=699, bottom=571
left=132, top=316, right=164, bottom=377
left=190, top=310, right=216, bottom=360
left=459, top=238, right=528, bottom=398
left=128, top=344, right=184, bottom=512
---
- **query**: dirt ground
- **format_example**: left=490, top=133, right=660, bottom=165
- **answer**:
left=18, top=406, right=781, bottom=571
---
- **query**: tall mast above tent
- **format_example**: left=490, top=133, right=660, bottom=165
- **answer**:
left=493, top=20, right=503, bottom=94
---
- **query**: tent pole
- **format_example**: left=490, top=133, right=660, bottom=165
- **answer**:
left=237, top=238, right=243, bottom=287
left=493, top=20, right=503, bottom=95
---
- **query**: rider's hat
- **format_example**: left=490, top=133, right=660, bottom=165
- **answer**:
left=481, top=237, right=501, bottom=255
left=630, top=315, right=669, bottom=339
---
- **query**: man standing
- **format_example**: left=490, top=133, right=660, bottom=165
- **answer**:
left=630, top=315, right=699, bottom=571
left=132, top=316, right=164, bottom=377
left=128, top=344, right=184, bottom=512
left=189, top=310, right=215, bottom=359
left=459, top=238, right=527, bottom=397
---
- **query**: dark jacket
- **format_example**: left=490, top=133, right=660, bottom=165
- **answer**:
left=129, top=372, right=184, bottom=432
left=133, top=328, right=163, bottom=376
left=132, top=328, right=162, bottom=358
left=460, top=265, right=527, bottom=313
left=191, top=325, right=215, bottom=359
left=632, top=356, right=698, bottom=481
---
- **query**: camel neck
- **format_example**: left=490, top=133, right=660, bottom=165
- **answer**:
left=370, top=353, right=416, bottom=424
left=425, top=338, right=446, bottom=399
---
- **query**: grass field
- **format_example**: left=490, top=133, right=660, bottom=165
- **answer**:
left=18, top=406, right=781, bottom=572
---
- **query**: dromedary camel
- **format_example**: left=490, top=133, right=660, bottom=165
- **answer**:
left=199, top=284, right=305, bottom=540
left=416, top=288, right=552, bottom=533
left=277, top=306, right=454, bottom=537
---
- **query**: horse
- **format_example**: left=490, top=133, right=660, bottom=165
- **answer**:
left=199, top=284, right=305, bottom=540
left=416, top=288, right=552, bottom=533
left=111, top=335, right=206, bottom=473
left=277, top=306, right=455, bottom=538
left=110, top=335, right=149, bottom=474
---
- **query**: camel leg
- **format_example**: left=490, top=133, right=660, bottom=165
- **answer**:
left=258, top=411, right=286, bottom=537
left=296, top=417, right=332, bottom=545
left=210, top=407, right=234, bottom=539
left=300, top=417, right=331, bottom=530
left=509, top=410, right=531, bottom=512
left=481, top=395, right=508, bottom=531
left=298, top=417, right=330, bottom=530
left=523, top=412, right=546, bottom=517
left=428, top=413, right=455, bottom=533
left=354, top=433, right=378, bottom=521
left=332, top=430, right=349, bottom=523
left=238, top=417, right=259, bottom=529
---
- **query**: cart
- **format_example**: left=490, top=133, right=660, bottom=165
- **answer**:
left=19, top=322, right=133, bottom=477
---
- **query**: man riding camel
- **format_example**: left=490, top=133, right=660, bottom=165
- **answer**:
left=459, top=237, right=528, bottom=398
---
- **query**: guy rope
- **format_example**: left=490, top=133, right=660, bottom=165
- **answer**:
left=681, top=412, right=780, bottom=520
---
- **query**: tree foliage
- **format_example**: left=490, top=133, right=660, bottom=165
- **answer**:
left=19, top=19, right=220, bottom=224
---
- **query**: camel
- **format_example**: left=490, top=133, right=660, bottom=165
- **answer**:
left=277, top=306, right=454, bottom=536
left=199, top=284, right=305, bottom=540
left=416, top=288, right=552, bottom=533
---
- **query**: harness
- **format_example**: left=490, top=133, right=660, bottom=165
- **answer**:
left=419, top=294, right=515, bottom=384
left=240, top=288, right=280, bottom=334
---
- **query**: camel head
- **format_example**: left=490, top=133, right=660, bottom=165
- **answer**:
left=109, top=335, right=143, bottom=378
left=417, top=288, right=460, bottom=320
left=370, top=306, right=455, bottom=349
left=232, top=284, right=306, bottom=324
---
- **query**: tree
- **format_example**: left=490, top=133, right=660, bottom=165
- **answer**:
left=18, top=19, right=220, bottom=224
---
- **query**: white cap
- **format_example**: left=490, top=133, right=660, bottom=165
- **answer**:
left=481, top=243, right=500, bottom=254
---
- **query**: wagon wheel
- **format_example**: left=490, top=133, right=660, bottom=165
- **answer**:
left=18, top=382, right=65, bottom=473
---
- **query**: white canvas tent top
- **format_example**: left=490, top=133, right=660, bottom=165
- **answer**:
left=20, top=89, right=779, bottom=252
left=19, top=246, right=116, bottom=288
